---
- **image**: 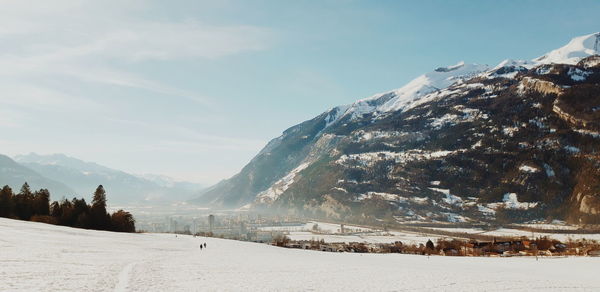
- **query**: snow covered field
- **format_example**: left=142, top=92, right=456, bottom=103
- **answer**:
left=1, top=218, right=599, bottom=291
left=428, top=227, right=600, bottom=242
left=286, top=230, right=447, bottom=244
left=257, top=221, right=373, bottom=233
left=258, top=221, right=444, bottom=244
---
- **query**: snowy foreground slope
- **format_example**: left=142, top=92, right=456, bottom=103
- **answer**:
left=1, top=218, right=599, bottom=292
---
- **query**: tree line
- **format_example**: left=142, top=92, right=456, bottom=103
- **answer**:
left=0, top=183, right=135, bottom=232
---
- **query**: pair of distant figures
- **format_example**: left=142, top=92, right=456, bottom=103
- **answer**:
left=200, top=242, right=207, bottom=250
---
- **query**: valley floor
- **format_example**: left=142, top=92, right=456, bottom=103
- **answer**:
left=1, top=218, right=599, bottom=292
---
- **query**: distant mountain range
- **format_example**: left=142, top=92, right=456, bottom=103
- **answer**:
left=192, top=32, right=600, bottom=225
left=0, top=154, right=75, bottom=196
left=0, top=153, right=202, bottom=204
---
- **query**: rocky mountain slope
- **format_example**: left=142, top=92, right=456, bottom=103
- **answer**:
left=194, top=33, right=600, bottom=225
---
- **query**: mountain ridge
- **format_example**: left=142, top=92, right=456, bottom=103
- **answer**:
left=0, top=154, right=76, bottom=198
left=194, top=33, right=600, bottom=225
left=11, top=153, right=202, bottom=204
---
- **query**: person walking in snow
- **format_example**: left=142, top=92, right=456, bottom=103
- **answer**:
left=200, top=245, right=203, bottom=250
left=204, top=243, right=207, bottom=248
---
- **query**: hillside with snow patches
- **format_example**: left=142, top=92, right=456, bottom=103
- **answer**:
left=194, top=32, right=600, bottom=225
left=1, top=218, right=599, bottom=291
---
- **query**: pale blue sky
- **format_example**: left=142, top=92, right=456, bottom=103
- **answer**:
left=0, top=0, right=598, bottom=184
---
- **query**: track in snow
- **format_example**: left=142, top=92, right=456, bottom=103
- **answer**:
left=114, top=262, right=135, bottom=292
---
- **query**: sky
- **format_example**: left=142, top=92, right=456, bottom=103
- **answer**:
left=0, top=0, right=599, bottom=185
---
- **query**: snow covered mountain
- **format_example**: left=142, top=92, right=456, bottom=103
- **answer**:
left=534, top=32, right=600, bottom=65
left=334, top=62, right=490, bottom=119
left=137, top=173, right=203, bottom=191
left=0, top=154, right=76, bottom=197
left=193, top=32, right=600, bottom=225
left=13, top=153, right=202, bottom=204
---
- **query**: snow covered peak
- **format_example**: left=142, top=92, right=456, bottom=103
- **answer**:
left=533, top=32, right=600, bottom=65
left=14, top=152, right=109, bottom=173
left=434, top=61, right=465, bottom=72
left=493, top=59, right=536, bottom=70
left=482, top=59, right=535, bottom=79
left=378, top=62, right=489, bottom=112
left=325, top=62, right=489, bottom=124
left=320, top=33, right=600, bottom=130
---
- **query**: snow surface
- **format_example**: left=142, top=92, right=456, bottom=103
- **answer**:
left=429, top=188, right=463, bottom=206
left=441, top=212, right=469, bottom=223
left=515, top=223, right=579, bottom=231
left=256, top=221, right=373, bottom=234
left=428, top=226, right=600, bottom=242
left=337, top=149, right=465, bottom=167
left=355, top=130, right=407, bottom=142
left=355, top=192, right=402, bottom=202
left=325, top=62, right=490, bottom=123
left=481, top=228, right=600, bottom=242
left=544, top=163, right=555, bottom=177
left=564, top=146, right=581, bottom=154
left=478, top=193, right=539, bottom=213
left=484, top=59, right=535, bottom=79
left=574, top=129, right=600, bottom=138
left=494, top=59, right=537, bottom=70
left=488, top=193, right=538, bottom=210
left=301, top=221, right=373, bottom=233
left=568, top=67, right=591, bottom=81
left=533, top=32, right=600, bottom=65
left=519, top=165, right=540, bottom=173
left=319, top=33, right=599, bottom=131
left=286, top=230, right=444, bottom=245
left=502, top=126, right=519, bottom=137
left=1, top=218, right=600, bottom=291
left=430, top=223, right=600, bottom=242
left=477, top=204, right=496, bottom=216
left=255, top=162, right=310, bottom=203
left=378, top=62, right=490, bottom=113
left=501, top=193, right=538, bottom=210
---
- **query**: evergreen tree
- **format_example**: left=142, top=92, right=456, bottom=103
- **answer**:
left=90, top=185, right=110, bottom=230
left=91, top=185, right=107, bottom=212
left=1, top=183, right=135, bottom=232
left=50, top=201, right=61, bottom=218
left=14, top=183, right=34, bottom=220
left=58, top=198, right=74, bottom=226
left=32, top=189, right=50, bottom=216
left=75, top=212, right=90, bottom=229
left=19, top=182, right=32, bottom=197
left=0, top=185, right=14, bottom=218
left=72, top=198, right=90, bottom=228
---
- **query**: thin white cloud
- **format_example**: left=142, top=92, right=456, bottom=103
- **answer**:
left=103, top=117, right=266, bottom=152
left=0, top=1, right=275, bottom=183
left=0, top=82, right=101, bottom=111
left=0, top=21, right=271, bottom=62
left=0, top=1, right=273, bottom=102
